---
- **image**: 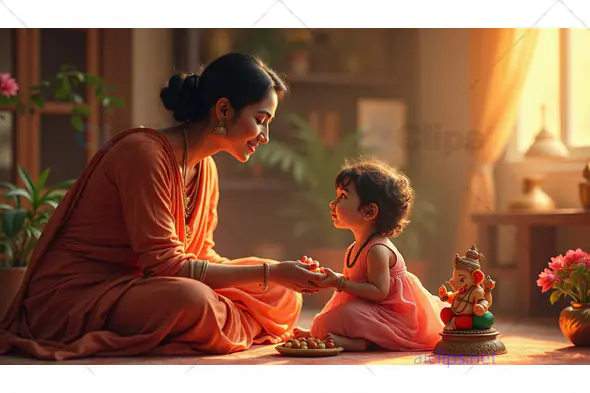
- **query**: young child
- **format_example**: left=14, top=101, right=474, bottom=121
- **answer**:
left=296, top=158, right=445, bottom=351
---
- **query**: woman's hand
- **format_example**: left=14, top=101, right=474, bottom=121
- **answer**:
left=312, top=267, right=341, bottom=289
left=270, top=260, right=327, bottom=294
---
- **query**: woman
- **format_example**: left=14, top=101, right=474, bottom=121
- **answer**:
left=0, top=53, right=326, bottom=360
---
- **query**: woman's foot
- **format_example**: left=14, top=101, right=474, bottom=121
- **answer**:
left=327, top=332, right=368, bottom=352
left=293, top=327, right=311, bottom=338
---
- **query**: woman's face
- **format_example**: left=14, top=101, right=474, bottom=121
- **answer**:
left=221, top=90, right=278, bottom=163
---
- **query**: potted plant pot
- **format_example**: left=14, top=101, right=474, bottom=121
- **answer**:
left=537, top=248, right=590, bottom=346
left=559, top=302, right=590, bottom=346
left=0, top=266, right=26, bottom=320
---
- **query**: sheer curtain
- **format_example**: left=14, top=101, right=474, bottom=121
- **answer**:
left=455, top=28, right=539, bottom=252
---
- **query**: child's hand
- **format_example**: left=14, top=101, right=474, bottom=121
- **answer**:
left=438, top=285, right=448, bottom=298
left=315, top=268, right=341, bottom=289
left=299, top=255, right=323, bottom=273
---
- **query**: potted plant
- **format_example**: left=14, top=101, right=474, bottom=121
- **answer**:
left=0, top=66, right=124, bottom=318
left=0, top=166, right=74, bottom=318
left=537, top=248, right=590, bottom=346
left=1, top=65, right=124, bottom=130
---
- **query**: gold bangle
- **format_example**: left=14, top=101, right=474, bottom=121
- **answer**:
left=188, top=259, right=194, bottom=280
left=199, top=260, right=209, bottom=282
left=337, top=276, right=348, bottom=292
left=259, top=262, right=270, bottom=291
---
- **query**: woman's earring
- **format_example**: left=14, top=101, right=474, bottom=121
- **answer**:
left=213, top=119, right=227, bottom=136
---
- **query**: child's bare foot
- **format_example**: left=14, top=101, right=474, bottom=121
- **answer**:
left=327, top=332, right=369, bottom=352
left=293, top=327, right=311, bottom=338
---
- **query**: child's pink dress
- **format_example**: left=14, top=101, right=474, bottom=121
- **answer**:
left=310, top=239, right=446, bottom=351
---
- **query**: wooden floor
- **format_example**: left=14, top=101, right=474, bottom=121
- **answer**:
left=2, top=309, right=589, bottom=365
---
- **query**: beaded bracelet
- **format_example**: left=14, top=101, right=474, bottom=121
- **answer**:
left=337, top=276, right=348, bottom=292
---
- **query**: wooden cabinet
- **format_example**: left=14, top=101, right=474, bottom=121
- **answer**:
left=473, top=209, right=590, bottom=317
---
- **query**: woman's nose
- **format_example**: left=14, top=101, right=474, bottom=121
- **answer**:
left=329, top=200, right=336, bottom=208
left=257, top=131, right=269, bottom=144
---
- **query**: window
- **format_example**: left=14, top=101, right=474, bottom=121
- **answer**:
left=0, top=29, right=14, bottom=182
left=507, top=28, right=590, bottom=161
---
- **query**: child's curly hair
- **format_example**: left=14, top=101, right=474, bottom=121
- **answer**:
left=335, top=158, right=415, bottom=237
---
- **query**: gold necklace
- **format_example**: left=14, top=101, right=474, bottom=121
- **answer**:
left=181, top=129, right=201, bottom=241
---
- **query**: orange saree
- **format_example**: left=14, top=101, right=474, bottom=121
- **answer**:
left=0, top=128, right=301, bottom=360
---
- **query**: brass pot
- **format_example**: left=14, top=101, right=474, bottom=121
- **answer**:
left=559, top=302, right=590, bottom=346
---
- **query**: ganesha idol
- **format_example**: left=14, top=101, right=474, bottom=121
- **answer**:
left=438, top=245, right=496, bottom=331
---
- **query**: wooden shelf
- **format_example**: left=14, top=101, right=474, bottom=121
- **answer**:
left=280, top=72, right=398, bottom=88
left=472, top=208, right=590, bottom=226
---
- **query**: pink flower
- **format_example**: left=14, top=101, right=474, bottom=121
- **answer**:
left=0, top=73, right=19, bottom=97
left=548, top=254, right=566, bottom=272
left=563, top=248, right=590, bottom=266
left=537, top=268, right=557, bottom=293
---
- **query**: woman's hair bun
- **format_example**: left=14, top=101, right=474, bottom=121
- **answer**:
left=159, top=72, right=200, bottom=122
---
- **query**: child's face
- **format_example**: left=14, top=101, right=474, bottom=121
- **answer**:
left=329, top=179, right=366, bottom=230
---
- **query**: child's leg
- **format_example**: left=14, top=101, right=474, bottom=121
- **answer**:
left=327, top=332, right=369, bottom=352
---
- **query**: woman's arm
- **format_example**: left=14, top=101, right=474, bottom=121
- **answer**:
left=113, top=136, right=195, bottom=277
left=175, top=260, right=267, bottom=288
left=195, top=158, right=227, bottom=263
left=113, top=135, right=325, bottom=291
left=175, top=259, right=327, bottom=291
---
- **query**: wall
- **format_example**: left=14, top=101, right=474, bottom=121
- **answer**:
left=415, top=28, right=472, bottom=292
left=131, top=29, right=174, bottom=128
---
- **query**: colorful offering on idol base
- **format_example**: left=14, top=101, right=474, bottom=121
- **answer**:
left=433, top=245, right=507, bottom=357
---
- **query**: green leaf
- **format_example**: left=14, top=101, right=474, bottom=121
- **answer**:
left=550, top=290, right=563, bottom=305
left=54, top=77, right=71, bottom=99
left=4, top=189, right=32, bottom=203
left=109, top=97, right=125, bottom=108
left=37, top=168, right=50, bottom=194
left=32, top=212, right=51, bottom=225
left=0, top=181, right=16, bottom=190
left=41, top=179, right=75, bottom=201
left=31, top=93, right=45, bottom=109
left=84, top=73, right=102, bottom=86
left=0, top=239, right=14, bottom=263
left=0, top=182, right=20, bottom=208
left=40, top=200, right=59, bottom=209
left=71, top=71, right=84, bottom=82
left=1, top=208, right=28, bottom=237
left=71, top=116, right=85, bottom=132
left=17, top=165, right=35, bottom=196
left=26, top=226, right=42, bottom=240
left=72, top=105, right=91, bottom=117
left=0, top=204, right=14, bottom=211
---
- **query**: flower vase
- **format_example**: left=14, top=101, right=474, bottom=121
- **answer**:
left=559, top=302, right=590, bottom=346
left=508, top=177, right=555, bottom=211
